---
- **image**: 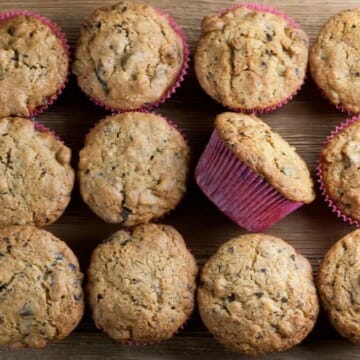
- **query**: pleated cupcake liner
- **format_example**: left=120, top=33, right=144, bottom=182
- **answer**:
left=195, top=130, right=303, bottom=232
left=0, top=10, right=70, bottom=117
left=316, top=115, right=360, bottom=227
left=81, top=8, right=190, bottom=113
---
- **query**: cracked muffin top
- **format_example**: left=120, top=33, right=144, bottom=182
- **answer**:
left=0, top=117, right=74, bottom=228
left=197, top=233, right=319, bottom=355
left=318, top=229, right=360, bottom=344
left=78, top=111, right=189, bottom=226
left=73, top=1, right=185, bottom=111
left=215, top=112, right=315, bottom=203
left=0, top=225, right=84, bottom=348
left=310, top=9, right=360, bottom=114
left=87, top=223, right=198, bottom=343
left=0, top=14, right=68, bottom=118
left=320, top=119, right=360, bottom=220
left=194, top=5, right=309, bottom=111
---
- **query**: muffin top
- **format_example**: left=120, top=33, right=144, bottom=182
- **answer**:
left=310, top=9, right=360, bottom=114
left=0, top=117, right=74, bottom=228
left=0, top=225, right=84, bottom=348
left=320, top=119, right=360, bottom=220
left=73, top=1, right=184, bottom=111
left=195, top=5, right=309, bottom=111
left=215, top=112, right=315, bottom=203
left=318, top=229, right=360, bottom=344
left=87, top=223, right=197, bottom=343
left=197, top=233, right=319, bottom=355
left=0, top=14, right=68, bottom=117
left=78, top=112, right=189, bottom=226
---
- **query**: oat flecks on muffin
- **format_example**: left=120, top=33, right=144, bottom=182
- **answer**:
left=0, top=117, right=74, bottom=227
left=0, top=225, right=84, bottom=348
left=73, top=1, right=184, bottom=111
left=0, top=15, right=68, bottom=117
left=194, top=6, right=309, bottom=111
left=318, top=229, right=360, bottom=344
left=310, top=9, right=360, bottom=114
left=198, top=234, right=319, bottom=355
left=215, top=112, right=315, bottom=203
left=78, top=111, right=189, bottom=226
left=87, top=223, right=198, bottom=343
left=320, top=119, right=360, bottom=220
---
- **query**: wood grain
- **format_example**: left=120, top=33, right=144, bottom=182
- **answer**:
left=0, top=0, right=359, bottom=358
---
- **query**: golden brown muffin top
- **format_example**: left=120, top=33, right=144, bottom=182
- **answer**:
left=198, top=233, right=319, bottom=355
left=310, top=9, right=360, bottom=114
left=0, top=15, right=68, bottom=117
left=87, top=223, right=197, bottom=343
left=0, top=117, right=74, bottom=228
left=0, top=225, right=84, bottom=348
left=215, top=112, right=315, bottom=203
left=73, top=1, right=184, bottom=110
left=195, top=6, right=309, bottom=110
left=320, top=119, right=360, bottom=220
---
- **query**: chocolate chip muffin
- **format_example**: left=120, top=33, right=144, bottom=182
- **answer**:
left=318, top=117, right=360, bottom=222
left=0, top=225, right=84, bottom=348
left=87, top=223, right=197, bottom=344
left=194, top=5, right=309, bottom=111
left=318, top=229, right=360, bottom=344
left=0, top=12, right=69, bottom=117
left=78, top=112, right=189, bottom=226
left=73, top=2, right=186, bottom=111
left=0, top=117, right=74, bottom=227
left=198, top=234, right=319, bottom=355
left=310, top=9, right=360, bottom=114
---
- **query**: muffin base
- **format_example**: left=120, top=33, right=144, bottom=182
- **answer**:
left=195, top=130, right=303, bottom=232
left=0, top=10, right=70, bottom=117
left=82, top=9, right=189, bottom=113
left=316, top=115, right=360, bottom=227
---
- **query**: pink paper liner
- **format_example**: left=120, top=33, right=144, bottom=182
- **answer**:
left=33, top=120, right=61, bottom=142
left=195, top=130, right=303, bottom=232
left=316, top=115, right=360, bottom=227
left=0, top=10, right=70, bottom=117
left=200, top=3, right=305, bottom=114
left=79, top=8, right=189, bottom=113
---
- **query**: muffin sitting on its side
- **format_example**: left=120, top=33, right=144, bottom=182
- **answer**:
left=198, top=233, right=319, bottom=355
left=78, top=111, right=189, bottom=226
left=87, top=223, right=198, bottom=344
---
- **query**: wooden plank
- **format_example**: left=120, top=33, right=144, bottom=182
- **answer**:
left=0, top=0, right=359, bottom=358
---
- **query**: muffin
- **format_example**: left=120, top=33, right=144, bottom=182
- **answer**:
left=318, top=229, right=360, bottom=343
left=195, top=112, right=315, bottom=232
left=198, top=233, right=319, bottom=355
left=78, top=111, right=189, bottom=226
left=0, top=117, right=74, bottom=227
left=87, top=223, right=197, bottom=344
left=73, top=2, right=188, bottom=112
left=194, top=4, right=309, bottom=112
left=0, top=10, right=69, bottom=117
left=310, top=9, right=360, bottom=114
left=0, top=225, right=84, bottom=348
left=317, top=116, right=360, bottom=226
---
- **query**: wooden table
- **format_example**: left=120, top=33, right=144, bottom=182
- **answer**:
left=0, top=0, right=359, bottom=358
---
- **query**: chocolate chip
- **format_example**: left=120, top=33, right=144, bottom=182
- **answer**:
left=0, top=253, right=4, bottom=259
left=6, top=245, right=11, bottom=254
left=122, top=6, right=128, bottom=13
left=97, top=294, right=104, bottom=301
left=226, top=293, right=236, bottom=302
left=7, top=26, right=15, bottom=36
left=261, top=61, right=267, bottom=68
left=355, top=72, right=360, bottom=77
left=281, top=297, right=288, bottom=303
left=120, top=207, right=132, bottom=223
left=3, top=237, right=9, bottom=244
left=120, top=238, right=131, bottom=246
left=227, top=247, right=234, bottom=253
left=266, top=33, right=273, bottom=41
left=19, top=304, right=33, bottom=317
left=55, top=253, right=64, bottom=261
left=260, top=268, right=266, bottom=273
left=68, top=263, right=76, bottom=272
left=290, top=254, right=295, bottom=261
left=255, top=292, right=264, bottom=299
left=0, top=283, right=6, bottom=292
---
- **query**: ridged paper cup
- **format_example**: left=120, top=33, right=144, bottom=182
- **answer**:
left=316, top=115, right=360, bottom=227
left=79, top=8, right=189, bottom=113
left=195, top=130, right=304, bottom=232
left=0, top=10, right=70, bottom=117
